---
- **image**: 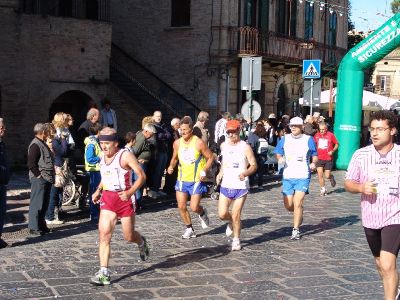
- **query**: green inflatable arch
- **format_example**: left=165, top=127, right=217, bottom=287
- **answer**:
left=334, top=13, right=400, bottom=169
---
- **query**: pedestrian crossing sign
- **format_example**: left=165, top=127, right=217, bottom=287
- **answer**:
left=303, top=60, right=321, bottom=79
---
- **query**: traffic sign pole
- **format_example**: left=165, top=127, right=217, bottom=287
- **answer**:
left=249, top=58, right=254, bottom=131
left=310, top=78, right=314, bottom=116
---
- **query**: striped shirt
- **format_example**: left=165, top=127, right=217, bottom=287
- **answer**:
left=346, top=144, right=400, bottom=229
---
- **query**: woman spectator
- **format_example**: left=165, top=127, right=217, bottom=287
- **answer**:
left=46, top=113, right=68, bottom=224
left=247, top=122, right=268, bottom=190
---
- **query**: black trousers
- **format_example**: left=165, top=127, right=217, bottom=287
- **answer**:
left=28, top=177, right=52, bottom=231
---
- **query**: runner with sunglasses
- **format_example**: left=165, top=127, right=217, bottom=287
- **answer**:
left=216, top=119, right=257, bottom=251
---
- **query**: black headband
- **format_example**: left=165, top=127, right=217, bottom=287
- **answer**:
left=98, top=134, right=118, bottom=141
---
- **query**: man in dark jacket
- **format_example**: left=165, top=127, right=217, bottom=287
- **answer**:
left=27, top=123, right=55, bottom=236
left=0, top=118, right=10, bottom=248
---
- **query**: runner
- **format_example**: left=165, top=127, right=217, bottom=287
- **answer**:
left=217, top=119, right=257, bottom=251
left=167, top=116, right=214, bottom=239
left=274, top=116, right=318, bottom=240
left=90, top=127, right=149, bottom=286
left=314, top=122, right=339, bottom=196
left=345, top=110, right=400, bottom=300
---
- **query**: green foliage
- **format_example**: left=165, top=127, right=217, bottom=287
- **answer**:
left=392, top=0, right=400, bottom=14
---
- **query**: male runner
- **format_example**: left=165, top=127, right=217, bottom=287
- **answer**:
left=167, top=116, right=214, bottom=239
left=90, top=127, right=149, bottom=286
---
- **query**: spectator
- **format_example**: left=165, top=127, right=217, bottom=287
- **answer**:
left=27, top=123, right=55, bottom=236
left=193, top=111, right=210, bottom=146
left=0, top=118, right=10, bottom=248
left=163, top=118, right=181, bottom=195
left=84, top=122, right=103, bottom=223
left=247, top=122, right=268, bottom=190
left=304, top=115, right=317, bottom=136
left=124, top=131, right=136, bottom=153
left=214, top=112, right=231, bottom=146
left=266, top=114, right=278, bottom=146
left=149, top=111, right=171, bottom=198
left=133, top=124, right=156, bottom=208
left=100, top=98, right=118, bottom=131
left=77, top=108, right=100, bottom=160
left=46, top=113, right=69, bottom=225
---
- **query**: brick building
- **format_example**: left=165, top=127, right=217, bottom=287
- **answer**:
left=110, top=0, right=348, bottom=122
left=1, top=0, right=349, bottom=165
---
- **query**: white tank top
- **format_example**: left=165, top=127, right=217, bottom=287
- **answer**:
left=100, top=149, right=132, bottom=191
left=221, top=141, right=249, bottom=189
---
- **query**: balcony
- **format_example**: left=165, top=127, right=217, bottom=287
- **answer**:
left=229, top=27, right=347, bottom=67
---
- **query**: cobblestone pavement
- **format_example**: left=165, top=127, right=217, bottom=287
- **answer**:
left=0, top=171, right=386, bottom=299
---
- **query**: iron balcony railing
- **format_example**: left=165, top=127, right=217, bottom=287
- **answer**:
left=229, top=26, right=347, bottom=66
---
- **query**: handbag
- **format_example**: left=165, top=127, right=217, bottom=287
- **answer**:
left=54, top=161, right=69, bottom=188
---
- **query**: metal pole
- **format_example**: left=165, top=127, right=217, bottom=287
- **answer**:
left=310, top=78, right=314, bottom=116
left=249, top=58, right=254, bottom=131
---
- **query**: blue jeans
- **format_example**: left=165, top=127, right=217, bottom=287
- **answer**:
left=46, top=185, right=62, bottom=221
left=151, top=152, right=168, bottom=190
left=0, top=185, right=6, bottom=236
left=88, top=171, right=101, bottom=222
left=133, top=162, right=147, bottom=207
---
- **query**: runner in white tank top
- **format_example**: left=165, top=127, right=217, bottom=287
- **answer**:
left=100, top=149, right=131, bottom=192
left=216, top=120, right=257, bottom=251
left=90, top=127, right=149, bottom=287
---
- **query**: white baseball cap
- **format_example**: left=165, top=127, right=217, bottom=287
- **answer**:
left=289, top=116, right=304, bottom=126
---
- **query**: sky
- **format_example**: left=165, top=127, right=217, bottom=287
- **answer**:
left=350, top=0, right=393, bottom=32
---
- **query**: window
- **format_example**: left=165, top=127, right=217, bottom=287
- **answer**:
left=171, top=0, right=190, bottom=27
left=304, top=4, right=314, bottom=40
left=259, top=0, right=269, bottom=30
left=276, top=0, right=296, bottom=36
left=328, top=12, right=337, bottom=46
left=380, top=75, right=387, bottom=91
left=86, top=0, right=98, bottom=20
left=59, top=0, right=72, bottom=17
left=244, top=0, right=256, bottom=26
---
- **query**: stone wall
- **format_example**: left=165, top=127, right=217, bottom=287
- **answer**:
left=0, top=5, right=111, bottom=164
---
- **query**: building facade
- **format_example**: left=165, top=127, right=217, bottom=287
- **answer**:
left=110, top=0, right=348, bottom=122
left=0, top=0, right=112, bottom=164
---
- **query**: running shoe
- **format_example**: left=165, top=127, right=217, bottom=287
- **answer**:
left=90, top=271, right=111, bottom=286
left=182, top=227, right=196, bottom=239
left=138, top=236, right=150, bottom=261
left=291, top=228, right=300, bottom=240
left=45, top=219, right=64, bottom=225
left=231, top=238, right=241, bottom=251
left=199, top=208, right=210, bottom=229
left=225, top=223, right=233, bottom=237
left=320, top=187, right=327, bottom=196
left=329, top=175, right=336, bottom=187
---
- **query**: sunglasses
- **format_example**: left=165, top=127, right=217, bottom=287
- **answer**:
left=226, top=130, right=238, bottom=135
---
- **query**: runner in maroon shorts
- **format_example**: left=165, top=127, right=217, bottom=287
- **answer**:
left=90, top=127, right=149, bottom=286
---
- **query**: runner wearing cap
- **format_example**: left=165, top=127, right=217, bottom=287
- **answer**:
left=217, top=119, right=257, bottom=251
left=167, top=116, right=214, bottom=239
left=90, top=127, right=149, bottom=286
left=274, top=117, right=318, bottom=240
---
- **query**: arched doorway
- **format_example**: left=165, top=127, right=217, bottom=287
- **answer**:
left=49, top=90, right=92, bottom=133
left=276, top=84, right=288, bottom=117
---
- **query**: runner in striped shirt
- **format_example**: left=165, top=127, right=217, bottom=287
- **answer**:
left=345, top=110, right=400, bottom=300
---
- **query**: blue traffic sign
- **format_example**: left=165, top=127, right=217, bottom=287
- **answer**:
left=303, top=60, right=321, bottom=79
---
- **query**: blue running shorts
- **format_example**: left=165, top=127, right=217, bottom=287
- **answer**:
left=175, top=181, right=207, bottom=196
left=282, top=178, right=310, bottom=196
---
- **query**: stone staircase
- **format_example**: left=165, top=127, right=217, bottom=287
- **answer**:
left=109, top=44, right=201, bottom=124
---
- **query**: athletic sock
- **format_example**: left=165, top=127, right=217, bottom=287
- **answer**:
left=100, top=266, right=109, bottom=275
left=186, top=224, right=193, bottom=229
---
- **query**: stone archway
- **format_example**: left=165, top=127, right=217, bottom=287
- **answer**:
left=49, top=90, right=92, bottom=132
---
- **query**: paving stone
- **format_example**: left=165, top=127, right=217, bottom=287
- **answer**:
left=0, top=272, right=27, bottom=283
left=175, top=274, right=236, bottom=286
left=0, top=287, right=54, bottom=299
left=221, top=280, right=281, bottom=293
left=27, top=268, right=76, bottom=279
left=111, top=291, right=155, bottom=300
left=283, top=285, right=352, bottom=299
left=117, top=278, right=178, bottom=289
left=157, top=285, right=222, bottom=298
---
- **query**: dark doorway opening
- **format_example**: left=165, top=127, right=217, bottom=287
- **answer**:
left=277, top=84, right=287, bottom=118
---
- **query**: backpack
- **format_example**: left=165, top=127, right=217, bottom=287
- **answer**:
left=257, top=138, right=269, bottom=154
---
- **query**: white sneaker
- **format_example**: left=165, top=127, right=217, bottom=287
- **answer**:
left=291, top=228, right=300, bottom=240
left=320, top=187, right=327, bottom=196
left=231, top=238, right=241, bottom=251
left=148, top=190, right=160, bottom=199
left=45, top=219, right=64, bottom=225
left=199, top=208, right=210, bottom=229
left=225, top=223, right=233, bottom=237
left=182, top=227, right=196, bottom=239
